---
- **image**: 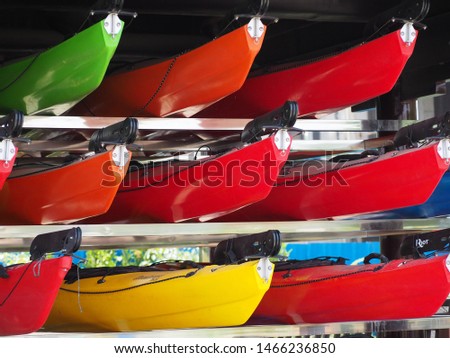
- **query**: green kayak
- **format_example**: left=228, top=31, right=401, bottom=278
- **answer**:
left=0, top=13, right=123, bottom=115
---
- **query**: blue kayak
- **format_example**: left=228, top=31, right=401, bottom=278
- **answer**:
left=354, top=170, right=450, bottom=219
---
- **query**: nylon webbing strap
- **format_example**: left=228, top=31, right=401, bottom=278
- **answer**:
left=0, top=265, right=9, bottom=279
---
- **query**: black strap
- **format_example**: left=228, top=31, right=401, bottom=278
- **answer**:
left=274, top=257, right=348, bottom=272
left=0, top=265, right=9, bottom=279
left=329, top=150, right=380, bottom=163
left=64, top=260, right=205, bottom=284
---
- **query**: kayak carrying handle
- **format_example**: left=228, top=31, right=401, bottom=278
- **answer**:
left=364, top=0, right=429, bottom=38
left=89, top=116, right=138, bottom=153
left=90, top=9, right=138, bottom=18
left=363, top=253, right=389, bottom=265
left=241, top=101, right=298, bottom=143
left=29, top=227, right=82, bottom=261
left=90, top=0, right=138, bottom=18
left=0, top=110, right=24, bottom=139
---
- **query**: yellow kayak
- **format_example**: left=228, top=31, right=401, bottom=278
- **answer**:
left=44, top=258, right=273, bottom=332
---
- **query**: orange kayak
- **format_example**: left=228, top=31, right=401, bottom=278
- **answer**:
left=68, top=18, right=266, bottom=118
left=0, top=147, right=131, bottom=224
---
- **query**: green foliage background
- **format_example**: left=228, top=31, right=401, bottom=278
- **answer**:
left=82, top=247, right=200, bottom=268
left=0, top=244, right=290, bottom=267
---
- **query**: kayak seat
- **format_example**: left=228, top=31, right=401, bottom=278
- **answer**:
left=89, top=116, right=138, bottom=153
left=29, top=227, right=82, bottom=261
left=213, top=230, right=281, bottom=265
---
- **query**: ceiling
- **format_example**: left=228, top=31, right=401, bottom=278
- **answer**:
left=0, top=0, right=449, bottom=117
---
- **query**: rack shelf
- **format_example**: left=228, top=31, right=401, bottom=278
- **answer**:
left=22, top=116, right=415, bottom=132
left=17, top=116, right=410, bottom=153
left=26, top=315, right=450, bottom=338
left=5, top=114, right=449, bottom=338
left=0, top=217, right=449, bottom=251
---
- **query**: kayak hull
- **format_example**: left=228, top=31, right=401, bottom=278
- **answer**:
left=45, top=258, right=273, bottom=332
left=85, top=132, right=290, bottom=223
left=250, top=255, right=450, bottom=324
left=198, top=26, right=416, bottom=119
left=0, top=17, right=123, bottom=115
left=218, top=140, right=449, bottom=221
left=69, top=21, right=265, bottom=118
left=0, top=148, right=130, bottom=224
left=0, top=256, right=72, bottom=336
left=353, top=170, right=450, bottom=219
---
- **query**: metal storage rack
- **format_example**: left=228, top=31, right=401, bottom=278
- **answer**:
left=3, top=115, right=450, bottom=337
left=28, top=316, right=450, bottom=338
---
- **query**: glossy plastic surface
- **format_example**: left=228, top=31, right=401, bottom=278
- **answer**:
left=219, top=141, right=449, bottom=221
left=0, top=18, right=123, bottom=115
left=0, top=149, right=130, bottom=224
left=250, top=254, right=450, bottom=324
left=45, top=259, right=272, bottom=332
left=70, top=22, right=265, bottom=118
left=198, top=27, right=417, bottom=118
left=86, top=133, right=290, bottom=223
left=0, top=256, right=72, bottom=336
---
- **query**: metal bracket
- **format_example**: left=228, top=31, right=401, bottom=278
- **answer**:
left=400, top=22, right=417, bottom=46
left=256, top=257, right=273, bottom=283
left=112, top=145, right=130, bottom=168
left=437, top=139, right=450, bottom=160
left=247, top=17, right=265, bottom=41
left=274, top=129, right=291, bottom=151
left=103, top=13, right=122, bottom=38
left=0, top=139, right=16, bottom=162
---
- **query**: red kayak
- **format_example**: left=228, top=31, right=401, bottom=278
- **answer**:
left=83, top=103, right=296, bottom=223
left=198, top=23, right=417, bottom=119
left=0, top=118, right=136, bottom=224
left=219, top=139, right=449, bottom=221
left=68, top=17, right=266, bottom=118
left=0, top=227, right=81, bottom=336
left=85, top=131, right=291, bottom=223
left=250, top=253, right=450, bottom=324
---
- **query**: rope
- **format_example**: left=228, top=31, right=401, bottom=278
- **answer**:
left=131, top=56, right=178, bottom=117
left=277, top=155, right=380, bottom=187
left=0, top=54, right=41, bottom=93
left=0, top=263, right=32, bottom=306
left=61, top=268, right=202, bottom=295
left=272, top=265, right=385, bottom=288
